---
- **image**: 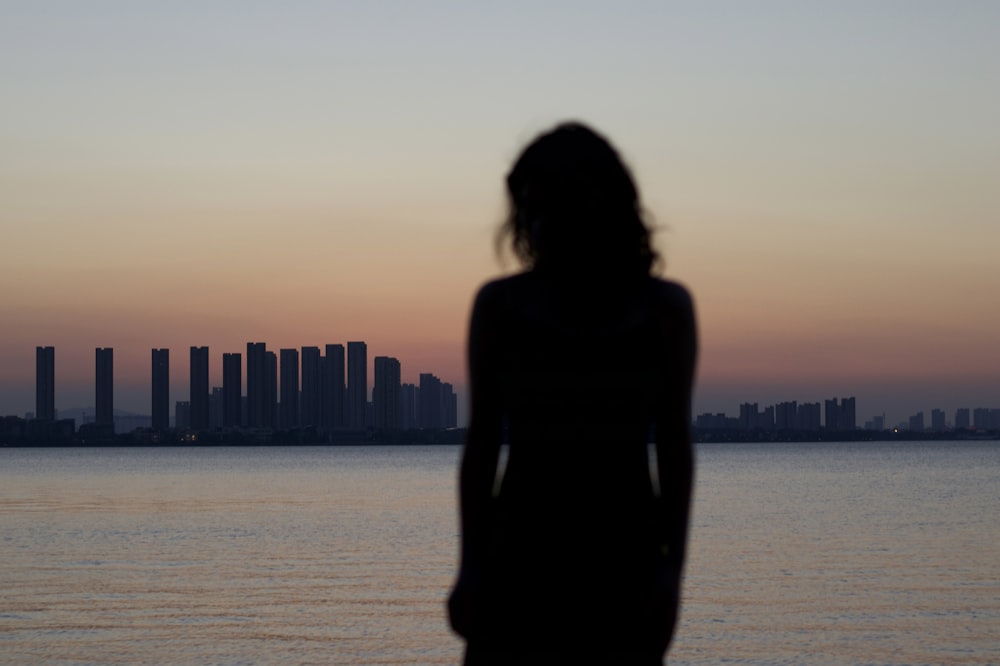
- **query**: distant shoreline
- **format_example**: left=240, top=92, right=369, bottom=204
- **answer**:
left=692, top=428, right=999, bottom=444
left=1, top=424, right=997, bottom=447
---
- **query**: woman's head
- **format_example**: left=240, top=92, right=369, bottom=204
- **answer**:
left=500, top=122, right=657, bottom=278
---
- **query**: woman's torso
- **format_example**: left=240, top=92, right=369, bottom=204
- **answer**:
left=489, top=272, right=681, bottom=555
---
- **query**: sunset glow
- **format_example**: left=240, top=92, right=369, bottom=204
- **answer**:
left=2, top=2, right=998, bottom=426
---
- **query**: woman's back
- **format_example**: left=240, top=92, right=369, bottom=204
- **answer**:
left=455, top=270, right=695, bottom=655
left=487, top=271, right=689, bottom=503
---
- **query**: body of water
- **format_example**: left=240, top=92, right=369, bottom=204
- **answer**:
left=0, top=441, right=997, bottom=664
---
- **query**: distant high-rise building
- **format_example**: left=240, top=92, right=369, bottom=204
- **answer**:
left=824, top=397, right=856, bottom=431
left=797, top=403, right=821, bottom=431
left=300, top=347, right=321, bottom=428
left=209, top=387, right=224, bottom=428
left=825, top=398, right=840, bottom=431
left=419, top=373, right=443, bottom=429
left=763, top=405, right=775, bottom=431
left=95, top=348, right=114, bottom=428
left=373, top=356, right=402, bottom=430
left=35, top=346, right=55, bottom=421
left=973, top=407, right=991, bottom=430
left=930, top=408, right=946, bottom=431
left=841, top=397, right=856, bottom=431
left=175, top=400, right=191, bottom=430
left=265, top=350, right=277, bottom=428
left=443, top=382, right=458, bottom=429
left=246, top=342, right=267, bottom=428
left=909, top=411, right=925, bottom=432
left=695, top=412, right=737, bottom=429
left=151, top=348, right=169, bottom=431
left=774, top=401, right=798, bottom=430
left=322, top=344, right=345, bottom=430
left=739, top=402, right=772, bottom=430
left=401, top=383, right=419, bottom=429
left=190, top=346, right=209, bottom=431
left=222, top=353, right=241, bottom=428
left=279, top=348, right=299, bottom=429
left=864, top=414, right=885, bottom=431
left=347, top=342, right=368, bottom=428
left=955, top=408, right=970, bottom=430
left=775, top=401, right=797, bottom=430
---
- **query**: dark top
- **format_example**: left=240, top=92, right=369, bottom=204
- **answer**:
left=450, top=270, right=697, bottom=658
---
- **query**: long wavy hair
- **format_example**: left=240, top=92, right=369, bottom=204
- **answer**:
left=498, top=122, right=658, bottom=279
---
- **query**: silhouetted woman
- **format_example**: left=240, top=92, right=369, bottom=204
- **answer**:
left=449, top=122, right=697, bottom=664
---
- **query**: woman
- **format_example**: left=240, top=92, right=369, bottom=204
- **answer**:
left=449, top=122, right=697, bottom=664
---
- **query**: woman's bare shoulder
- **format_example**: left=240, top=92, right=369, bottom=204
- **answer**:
left=648, top=277, right=695, bottom=313
left=472, top=273, right=534, bottom=309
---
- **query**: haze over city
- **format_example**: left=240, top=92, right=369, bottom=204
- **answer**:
left=2, top=2, right=998, bottom=427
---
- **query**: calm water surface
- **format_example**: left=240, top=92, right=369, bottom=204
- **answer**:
left=0, top=441, right=997, bottom=665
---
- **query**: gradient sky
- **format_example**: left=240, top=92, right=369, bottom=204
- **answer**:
left=2, top=1, right=998, bottom=426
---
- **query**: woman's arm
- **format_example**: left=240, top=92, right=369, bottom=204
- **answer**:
left=655, top=283, right=698, bottom=570
left=458, top=283, right=505, bottom=570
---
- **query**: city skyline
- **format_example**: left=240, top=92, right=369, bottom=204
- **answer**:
left=15, top=342, right=458, bottom=432
left=697, top=396, right=1000, bottom=433
left=8, top=343, right=999, bottom=435
left=2, top=4, right=998, bottom=425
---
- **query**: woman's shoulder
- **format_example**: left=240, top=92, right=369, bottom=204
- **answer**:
left=474, top=272, right=694, bottom=310
left=647, top=277, right=695, bottom=312
left=471, top=272, right=536, bottom=308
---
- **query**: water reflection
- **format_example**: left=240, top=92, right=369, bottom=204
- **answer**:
left=1, top=443, right=997, bottom=665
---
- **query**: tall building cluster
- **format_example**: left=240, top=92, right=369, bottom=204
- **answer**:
left=27, top=343, right=458, bottom=435
left=21, top=345, right=1000, bottom=438
left=903, top=406, right=1000, bottom=432
left=698, top=395, right=1000, bottom=433
left=698, top=397, right=855, bottom=431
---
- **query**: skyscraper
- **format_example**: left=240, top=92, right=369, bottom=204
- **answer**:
left=797, top=403, right=821, bottom=430
left=775, top=401, right=797, bottom=430
left=222, top=353, right=241, bottom=428
left=209, top=387, right=224, bottom=428
left=931, top=408, right=946, bottom=431
left=151, top=348, right=169, bottom=431
left=401, top=383, right=418, bottom=429
left=175, top=400, right=190, bottom=429
left=300, top=346, right=321, bottom=428
left=190, top=346, right=209, bottom=431
left=246, top=342, right=266, bottom=428
left=739, top=402, right=760, bottom=430
left=322, top=344, right=345, bottom=430
left=824, top=397, right=856, bottom=431
left=265, top=350, right=277, bottom=428
left=443, top=382, right=458, bottom=429
left=347, top=341, right=367, bottom=428
left=95, top=348, right=114, bottom=428
left=824, top=398, right=840, bottom=431
left=35, top=346, right=55, bottom=421
left=279, top=348, right=299, bottom=429
left=419, top=372, right=443, bottom=430
left=373, top=356, right=402, bottom=430
left=841, top=397, right=856, bottom=431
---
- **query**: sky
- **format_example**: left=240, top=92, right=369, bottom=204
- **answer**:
left=2, top=1, right=998, bottom=427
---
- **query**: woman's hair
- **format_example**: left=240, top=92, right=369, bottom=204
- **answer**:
left=498, top=122, right=658, bottom=278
